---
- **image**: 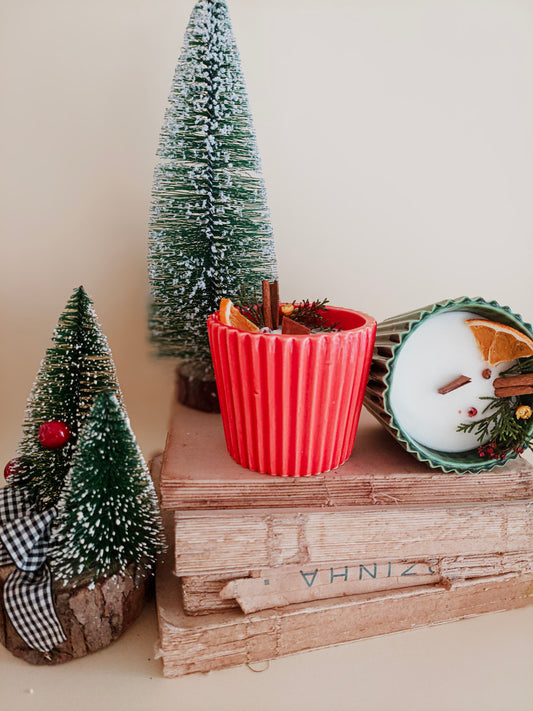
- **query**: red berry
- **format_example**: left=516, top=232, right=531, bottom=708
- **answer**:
left=467, top=407, right=478, bottom=417
left=38, top=420, right=71, bottom=449
left=4, top=457, right=21, bottom=481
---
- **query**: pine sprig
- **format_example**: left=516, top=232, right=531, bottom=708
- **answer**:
left=502, top=356, right=533, bottom=376
left=457, top=396, right=530, bottom=453
left=290, top=299, right=340, bottom=332
left=457, top=357, right=533, bottom=459
left=233, top=285, right=265, bottom=328
left=233, top=290, right=340, bottom=332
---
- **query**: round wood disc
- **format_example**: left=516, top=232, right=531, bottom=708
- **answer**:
left=0, top=565, right=149, bottom=665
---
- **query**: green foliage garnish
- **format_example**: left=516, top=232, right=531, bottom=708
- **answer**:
left=233, top=289, right=340, bottom=332
left=457, top=358, right=533, bottom=459
left=290, top=299, right=340, bottom=332
left=457, top=397, right=532, bottom=458
left=233, top=285, right=265, bottom=328
left=502, top=356, right=533, bottom=376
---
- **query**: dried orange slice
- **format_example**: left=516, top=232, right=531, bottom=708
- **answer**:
left=219, top=298, right=259, bottom=333
left=465, top=319, right=533, bottom=365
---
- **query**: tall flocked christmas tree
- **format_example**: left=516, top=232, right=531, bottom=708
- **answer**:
left=15, top=287, right=122, bottom=510
left=148, top=0, right=277, bottom=408
left=50, top=392, right=164, bottom=585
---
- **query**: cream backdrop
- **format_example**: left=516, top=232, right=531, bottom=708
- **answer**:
left=1, top=0, right=532, bottom=709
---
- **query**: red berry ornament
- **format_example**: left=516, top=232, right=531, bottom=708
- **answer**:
left=4, top=458, right=21, bottom=481
left=38, top=420, right=71, bottom=449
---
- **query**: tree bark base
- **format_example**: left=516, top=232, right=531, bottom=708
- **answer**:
left=176, top=367, right=220, bottom=413
left=0, top=565, right=149, bottom=665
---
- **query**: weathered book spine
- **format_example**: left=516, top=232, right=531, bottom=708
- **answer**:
left=174, top=500, right=533, bottom=576
left=156, top=558, right=533, bottom=677
left=181, top=551, right=533, bottom=615
left=161, top=464, right=533, bottom=510
left=182, top=572, right=240, bottom=615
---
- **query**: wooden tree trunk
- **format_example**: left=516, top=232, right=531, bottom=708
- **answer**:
left=0, top=564, right=149, bottom=665
left=176, top=365, right=220, bottom=413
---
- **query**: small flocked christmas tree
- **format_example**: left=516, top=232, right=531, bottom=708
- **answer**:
left=50, top=391, right=165, bottom=586
left=148, top=0, right=277, bottom=408
left=15, top=287, right=122, bottom=510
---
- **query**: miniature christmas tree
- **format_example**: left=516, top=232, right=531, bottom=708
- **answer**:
left=15, top=286, right=122, bottom=509
left=148, top=0, right=277, bottom=408
left=50, top=391, right=165, bottom=586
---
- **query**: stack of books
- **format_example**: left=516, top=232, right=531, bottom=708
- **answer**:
left=154, top=397, right=533, bottom=677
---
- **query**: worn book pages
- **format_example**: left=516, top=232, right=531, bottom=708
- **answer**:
left=174, top=500, right=533, bottom=576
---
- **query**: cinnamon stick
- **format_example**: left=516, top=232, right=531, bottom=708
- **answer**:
left=281, top=316, right=311, bottom=335
left=438, top=375, right=471, bottom=395
left=270, top=280, right=280, bottom=330
left=494, top=373, right=533, bottom=389
left=495, top=386, right=533, bottom=398
left=262, top=280, right=273, bottom=329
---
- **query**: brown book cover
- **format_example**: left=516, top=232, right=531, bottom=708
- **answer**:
left=159, top=400, right=533, bottom=511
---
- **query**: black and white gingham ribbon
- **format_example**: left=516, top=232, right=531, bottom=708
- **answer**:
left=0, top=485, right=66, bottom=652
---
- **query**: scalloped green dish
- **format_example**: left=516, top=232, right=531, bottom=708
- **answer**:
left=364, top=297, right=533, bottom=473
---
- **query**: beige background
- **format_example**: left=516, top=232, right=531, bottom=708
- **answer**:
left=1, top=0, right=532, bottom=708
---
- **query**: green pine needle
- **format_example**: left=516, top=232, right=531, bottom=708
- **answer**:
left=457, top=358, right=533, bottom=457
left=290, top=299, right=340, bottom=332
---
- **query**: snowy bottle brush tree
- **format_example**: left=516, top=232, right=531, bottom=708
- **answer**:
left=14, top=286, right=122, bottom=510
left=2, top=290, right=164, bottom=663
left=148, top=0, right=277, bottom=410
left=50, top=391, right=164, bottom=586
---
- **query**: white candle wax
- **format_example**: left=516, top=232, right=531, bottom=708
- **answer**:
left=389, top=311, right=512, bottom=453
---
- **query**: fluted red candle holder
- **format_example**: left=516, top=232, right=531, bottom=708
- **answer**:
left=208, top=306, right=376, bottom=477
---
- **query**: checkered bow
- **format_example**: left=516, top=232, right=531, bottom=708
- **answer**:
left=0, top=484, right=66, bottom=652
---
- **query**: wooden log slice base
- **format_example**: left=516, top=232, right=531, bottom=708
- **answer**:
left=0, top=564, right=149, bottom=665
left=176, top=366, right=220, bottom=413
